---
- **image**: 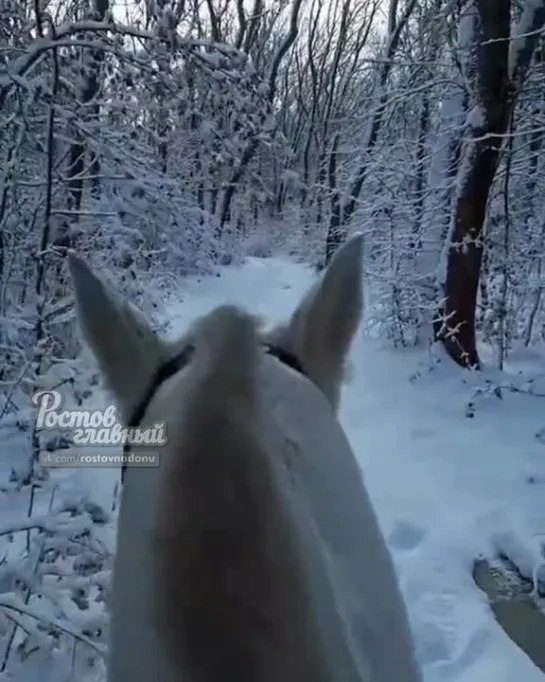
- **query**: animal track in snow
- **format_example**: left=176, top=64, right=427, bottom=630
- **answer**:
left=388, top=520, right=426, bottom=551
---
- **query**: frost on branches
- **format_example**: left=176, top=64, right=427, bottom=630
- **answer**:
left=2, top=0, right=545, bottom=676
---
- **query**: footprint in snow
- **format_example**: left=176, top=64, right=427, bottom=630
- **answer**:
left=388, top=520, right=426, bottom=551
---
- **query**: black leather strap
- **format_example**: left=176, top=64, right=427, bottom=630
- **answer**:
left=120, top=343, right=304, bottom=483
left=263, top=344, right=305, bottom=375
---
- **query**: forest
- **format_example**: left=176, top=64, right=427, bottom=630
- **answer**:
left=1, top=0, right=545, bottom=374
left=1, top=0, right=545, bottom=678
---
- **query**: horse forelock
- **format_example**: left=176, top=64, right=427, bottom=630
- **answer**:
left=145, top=306, right=329, bottom=682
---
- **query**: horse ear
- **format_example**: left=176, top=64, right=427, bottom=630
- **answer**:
left=268, top=235, right=364, bottom=411
left=68, top=253, right=165, bottom=420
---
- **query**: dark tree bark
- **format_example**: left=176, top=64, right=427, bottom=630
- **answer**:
left=438, top=0, right=545, bottom=367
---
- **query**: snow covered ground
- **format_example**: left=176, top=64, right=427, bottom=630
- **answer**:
left=1, top=254, right=545, bottom=681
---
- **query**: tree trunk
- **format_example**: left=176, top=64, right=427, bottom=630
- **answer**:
left=438, top=0, right=545, bottom=367
left=66, top=0, right=109, bottom=219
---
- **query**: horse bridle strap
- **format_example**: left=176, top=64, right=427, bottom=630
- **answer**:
left=120, top=343, right=305, bottom=483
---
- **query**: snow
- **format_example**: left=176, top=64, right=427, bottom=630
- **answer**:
left=1, top=255, right=545, bottom=681
left=465, top=104, right=485, bottom=130
left=456, top=1, right=479, bottom=54
left=509, top=0, right=545, bottom=81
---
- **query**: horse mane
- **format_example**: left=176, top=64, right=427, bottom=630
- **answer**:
left=151, top=305, right=327, bottom=682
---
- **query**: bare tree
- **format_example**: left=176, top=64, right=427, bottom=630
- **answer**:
left=324, top=0, right=418, bottom=264
left=65, top=0, right=110, bottom=227
left=437, top=0, right=545, bottom=367
left=217, top=0, right=304, bottom=229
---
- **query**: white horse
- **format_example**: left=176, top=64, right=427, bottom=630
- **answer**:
left=68, top=235, right=421, bottom=682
